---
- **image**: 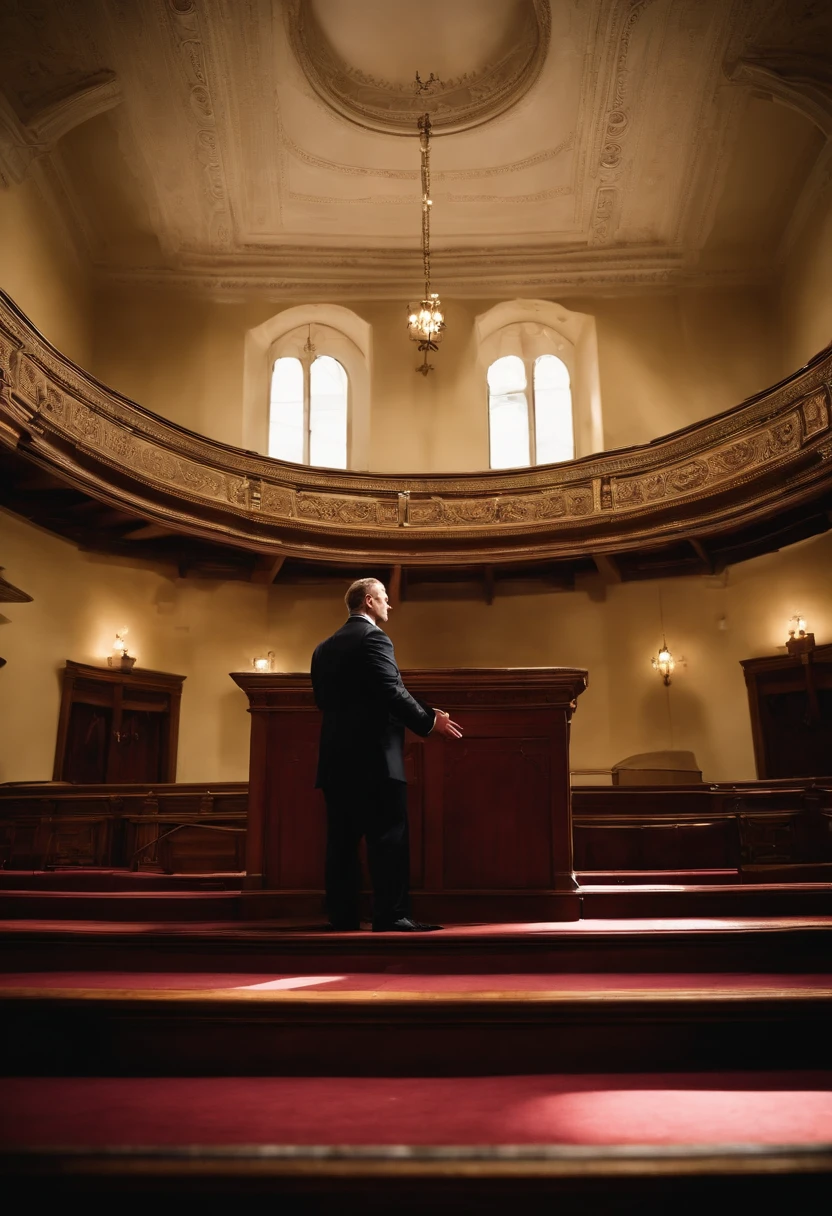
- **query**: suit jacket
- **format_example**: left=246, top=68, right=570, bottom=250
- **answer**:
left=311, top=615, right=435, bottom=788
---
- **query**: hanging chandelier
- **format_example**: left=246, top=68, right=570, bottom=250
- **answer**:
left=407, top=112, right=445, bottom=375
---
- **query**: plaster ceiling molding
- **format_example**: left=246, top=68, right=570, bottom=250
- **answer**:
left=199, top=0, right=286, bottom=246
left=616, top=0, right=734, bottom=249
left=0, top=0, right=109, bottom=121
left=724, top=0, right=832, bottom=137
left=74, top=0, right=238, bottom=261
left=727, top=55, right=832, bottom=140
left=160, top=0, right=234, bottom=251
left=584, top=0, right=661, bottom=247
left=0, top=72, right=122, bottom=189
left=100, top=241, right=692, bottom=300
left=0, top=92, right=41, bottom=188
left=285, top=0, right=551, bottom=135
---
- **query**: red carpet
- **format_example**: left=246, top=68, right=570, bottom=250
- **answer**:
left=3, top=915, right=832, bottom=935
left=1, top=971, right=830, bottom=994
left=1, top=1074, right=830, bottom=1147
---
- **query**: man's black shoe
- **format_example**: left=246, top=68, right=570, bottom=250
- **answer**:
left=372, top=917, right=442, bottom=932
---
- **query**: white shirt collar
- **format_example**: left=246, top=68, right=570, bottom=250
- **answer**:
left=350, top=611, right=379, bottom=628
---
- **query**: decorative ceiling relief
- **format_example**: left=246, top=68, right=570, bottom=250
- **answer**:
left=0, top=0, right=826, bottom=295
left=725, top=0, right=832, bottom=137
left=286, top=0, right=551, bottom=135
left=162, top=0, right=233, bottom=250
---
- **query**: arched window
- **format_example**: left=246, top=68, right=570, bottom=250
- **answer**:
left=477, top=300, right=603, bottom=467
left=268, top=353, right=348, bottom=469
left=487, top=352, right=573, bottom=469
left=244, top=307, right=371, bottom=470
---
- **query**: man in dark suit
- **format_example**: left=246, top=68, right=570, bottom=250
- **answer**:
left=311, top=577, right=462, bottom=932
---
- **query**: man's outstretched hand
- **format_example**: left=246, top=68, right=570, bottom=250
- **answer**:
left=433, top=709, right=463, bottom=739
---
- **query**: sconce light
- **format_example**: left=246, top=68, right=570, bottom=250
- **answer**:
left=786, top=614, right=815, bottom=656
left=651, top=639, right=675, bottom=686
left=108, top=630, right=136, bottom=671
left=252, top=651, right=275, bottom=673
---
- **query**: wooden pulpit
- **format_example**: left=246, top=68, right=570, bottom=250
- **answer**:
left=231, top=667, right=588, bottom=922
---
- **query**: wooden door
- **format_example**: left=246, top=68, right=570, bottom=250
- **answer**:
left=63, top=702, right=113, bottom=783
left=108, top=708, right=166, bottom=783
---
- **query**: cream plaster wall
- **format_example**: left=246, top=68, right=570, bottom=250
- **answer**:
left=3, top=506, right=830, bottom=786
left=568, top=286, right=780, bottom=452
left=88, top=283, right=779, bottom=472
left=91, top=286, right=266, bottom=449
left=0, top=174, right=93, bottom=367
left=778, top=184, right=832, bottom=375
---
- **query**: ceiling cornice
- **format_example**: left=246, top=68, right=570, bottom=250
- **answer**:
left=92, top=247, right=770, bottom=301
left=0, top=72, right=121, bottom=188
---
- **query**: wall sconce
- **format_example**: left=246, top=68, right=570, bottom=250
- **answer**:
left=252, top=651, right=275, bottom=673
left=651, top=639, right=675, bottom=685
left=108, top=630, right=136, bottom=671
left=786, top=614, right=815, bottom=656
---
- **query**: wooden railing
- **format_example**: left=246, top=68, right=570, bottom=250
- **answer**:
left=0, top=289, right=830, bottom=573
left=2, top=779, right=830, bottom=879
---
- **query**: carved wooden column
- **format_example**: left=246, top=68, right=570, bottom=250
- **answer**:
left=231, top=667, right=588, bottom=922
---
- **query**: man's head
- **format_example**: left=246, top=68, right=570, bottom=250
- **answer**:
left=345, top=577, right=389, bottom=624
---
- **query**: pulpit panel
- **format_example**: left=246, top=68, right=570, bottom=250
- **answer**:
left=440, top=735, right=553, bottom=889
left=269, top=715, right=326, bottom=889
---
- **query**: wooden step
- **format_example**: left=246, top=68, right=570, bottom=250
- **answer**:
left=1, top=880, right=830, bottom=923
left=3, top=979, right=831, bottom=1076
left=3, top=1141, right=830, bottom=1206
left=2, top=918, right=832, bottom=974
left=578, top=882, right=832, bottom=918
left=0, top=890, right=241, bottom=921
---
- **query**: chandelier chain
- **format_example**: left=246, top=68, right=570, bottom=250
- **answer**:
left=407, top=94, right=446, bottom=374
left=420, top=112, right=432, bottom=296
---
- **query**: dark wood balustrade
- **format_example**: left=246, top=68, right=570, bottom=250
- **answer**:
left=0, top=290, right=830, bottom=589
left=2, top=778, right=829, bottom=882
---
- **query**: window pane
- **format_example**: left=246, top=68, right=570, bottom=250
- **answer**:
left=310, top=355, right=348, bottom=469
left=488, top=356, right=529, bottom=468
left=534, top=354, right=573, bottom=464
left=268, top=357, right=304, bottom=463
left=487, top=355, right=526, bottom=395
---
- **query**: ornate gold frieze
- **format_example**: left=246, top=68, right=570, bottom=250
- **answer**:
left=611, top=414, right=804, bottom=509
left=802, top=391, right=829, bottom=437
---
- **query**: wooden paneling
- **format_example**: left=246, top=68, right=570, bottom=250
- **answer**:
left=572, top=781, right=832, bottom=875
left=270, top=717, right=325, bottom=890
left=1, top=778, right=830, bottom=884
left=439, top=735, right=553, bottom=889
left=0, top=784, right=247, bottom=873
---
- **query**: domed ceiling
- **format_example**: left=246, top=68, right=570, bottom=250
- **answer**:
left=0, top=0, right=829, bottom=298
left=290, top=0, right=549, bottom=134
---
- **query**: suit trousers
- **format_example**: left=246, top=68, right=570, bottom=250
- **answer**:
left=322, top=777, right=410, bottom=928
